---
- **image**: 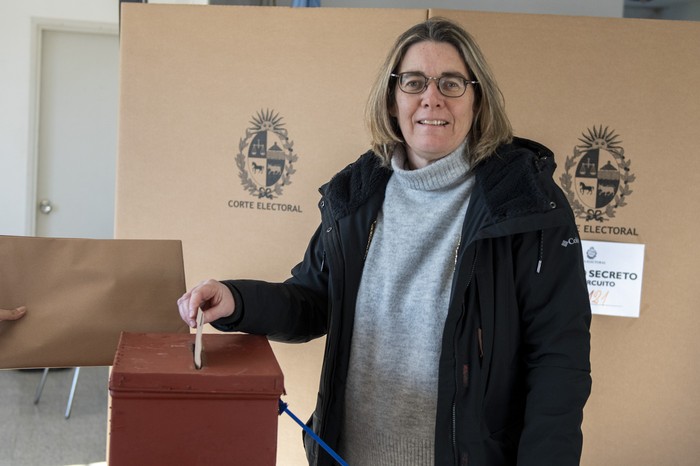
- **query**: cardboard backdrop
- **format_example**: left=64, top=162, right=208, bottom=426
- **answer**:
left=117, top=5, right=427, bottom=466
left=117, top=4, right=700, bottom=465
left=0, top=236, right=187, bottom=369
left=436, top=10, right=700, bottom=465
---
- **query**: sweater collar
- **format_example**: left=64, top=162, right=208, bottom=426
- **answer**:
left=390, top=140, right=470, bottom=191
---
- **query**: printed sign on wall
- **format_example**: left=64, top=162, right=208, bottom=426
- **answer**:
left=582, top=240, right=645, bottom=317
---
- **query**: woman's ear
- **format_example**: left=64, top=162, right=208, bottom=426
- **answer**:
left=389, top=101, right=397, bottom=118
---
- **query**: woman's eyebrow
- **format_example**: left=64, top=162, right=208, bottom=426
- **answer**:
left=398, top=69, right=469, bottom=77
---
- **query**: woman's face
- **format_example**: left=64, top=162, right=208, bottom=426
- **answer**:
left=391, top=41, right=475, bottom=169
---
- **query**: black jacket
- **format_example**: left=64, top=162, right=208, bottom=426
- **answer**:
left=215, top=137, right=592, bottom=466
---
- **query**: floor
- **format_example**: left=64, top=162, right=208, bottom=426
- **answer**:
left=0, top=367, right=109, bottom=466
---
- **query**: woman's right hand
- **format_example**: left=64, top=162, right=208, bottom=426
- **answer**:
left=177, top=280, right=235, bottom=328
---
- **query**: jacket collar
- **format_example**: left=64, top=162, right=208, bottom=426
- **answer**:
left=475, top=137, right=556, bottom=223
left=320, top=150, right=391, bottom=220
left=321, top=137, right=556, bottom=223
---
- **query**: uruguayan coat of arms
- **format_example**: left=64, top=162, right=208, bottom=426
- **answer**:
left=236, top=109, right=298, bottom=199
left=559, top=126, right=635, bottom=222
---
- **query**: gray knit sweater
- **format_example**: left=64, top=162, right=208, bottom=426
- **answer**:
left=340, top=142, right=474, bottom=465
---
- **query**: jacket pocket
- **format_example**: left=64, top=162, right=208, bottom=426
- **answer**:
left=484, top=417, right=522, bottom=465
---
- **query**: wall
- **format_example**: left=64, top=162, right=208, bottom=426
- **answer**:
left=237, top=0, right=624, bottom=17
left=0, top=0, right=118, bottom=236
left=321, top=0, right=624, bottom=17
left=664, top=1, right=700, bottom=20
left=625, top=1, right=700, bottom=20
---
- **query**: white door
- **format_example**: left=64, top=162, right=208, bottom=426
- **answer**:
left=35, top=29, right=119, bottom=239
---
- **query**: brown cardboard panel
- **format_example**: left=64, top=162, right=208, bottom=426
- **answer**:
left=117, top=5, right=426, bottom=465
left=0, top=236, right=187, bottom=369
left=117, top=4, right=427, bottom=287
left=433, top=9, right=700, bottom=465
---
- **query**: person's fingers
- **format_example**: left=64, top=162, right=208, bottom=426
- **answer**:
left=177, top=280, right=222, bottom=328
left=188, top=281, right=215, bottom=319
left=177, top=280, right=235, bottom=328
left=0, top=306, right=27, bottom=321
left=177, top=290, right=197, bottom=327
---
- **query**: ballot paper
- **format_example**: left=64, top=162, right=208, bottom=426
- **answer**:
left=194, top=308, right=204, bottom=369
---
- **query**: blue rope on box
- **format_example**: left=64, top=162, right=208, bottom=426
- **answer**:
left=278, top=399, right=348, bottom=466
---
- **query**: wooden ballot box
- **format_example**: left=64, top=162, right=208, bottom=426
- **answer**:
left=109, top=332, right=285, bottom=465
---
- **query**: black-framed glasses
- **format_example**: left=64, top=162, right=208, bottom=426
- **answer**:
left=390, top=72, right=478, bottom=98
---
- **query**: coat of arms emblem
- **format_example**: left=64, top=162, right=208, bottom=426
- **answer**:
left=236, top=109, right=298, bottom=199
left=559, top=126, right=635, bottom=222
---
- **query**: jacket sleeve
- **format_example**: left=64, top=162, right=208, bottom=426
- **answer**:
left=211, top=224, right=330, bottom=343
left=513, top=219, right=592, bottom=465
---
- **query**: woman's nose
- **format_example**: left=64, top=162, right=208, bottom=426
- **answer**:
left=421, top=80, right=444, bottom=106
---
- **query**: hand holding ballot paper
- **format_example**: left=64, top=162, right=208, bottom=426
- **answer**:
left=177, top=278, right=236, bottom=329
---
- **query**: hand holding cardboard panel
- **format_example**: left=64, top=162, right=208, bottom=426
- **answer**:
left=0, top=236, right=189, bottom=369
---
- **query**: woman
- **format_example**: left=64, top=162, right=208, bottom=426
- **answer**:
left=178, top=17, right=591, bottom=466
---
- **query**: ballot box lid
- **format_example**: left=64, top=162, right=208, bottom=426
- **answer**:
left=110, top=332, right=284, bottom=396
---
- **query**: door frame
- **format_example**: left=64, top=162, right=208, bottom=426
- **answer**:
left=26, top=19, right=118, bottom=235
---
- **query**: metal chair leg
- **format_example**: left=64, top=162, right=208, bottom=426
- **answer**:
left=65, top=367, right=80, bottom=419
left=34, top=368, right=50, bottom=405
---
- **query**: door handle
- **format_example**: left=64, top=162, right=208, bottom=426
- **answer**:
left=38, top=199, right=53, bottom=215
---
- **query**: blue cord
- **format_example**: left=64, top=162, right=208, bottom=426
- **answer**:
left=278, top=399, right=348, bottom=466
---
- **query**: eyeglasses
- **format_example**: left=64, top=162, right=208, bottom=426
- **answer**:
left=391, top=72, right=478, bottom=98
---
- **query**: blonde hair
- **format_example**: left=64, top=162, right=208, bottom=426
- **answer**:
left=365, top=17, right=513, bottom=166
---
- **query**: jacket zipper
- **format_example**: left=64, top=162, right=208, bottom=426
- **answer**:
left=450, top=236, right=464, bottom=460
left=317, top=196, right=344, bottom=465
left=454, top=235, right=462, bottom=267
left=451, top=242, right=478, bottom=464
left=363, top=221, right=376, bottom=260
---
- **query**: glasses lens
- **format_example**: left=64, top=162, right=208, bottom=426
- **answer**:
left=438, top=76, right=466, bottom=97
left=399, top=73, right=427, bottom=94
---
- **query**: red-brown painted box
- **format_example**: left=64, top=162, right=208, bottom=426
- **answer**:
left=108, top=332, right=285, bottom=465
